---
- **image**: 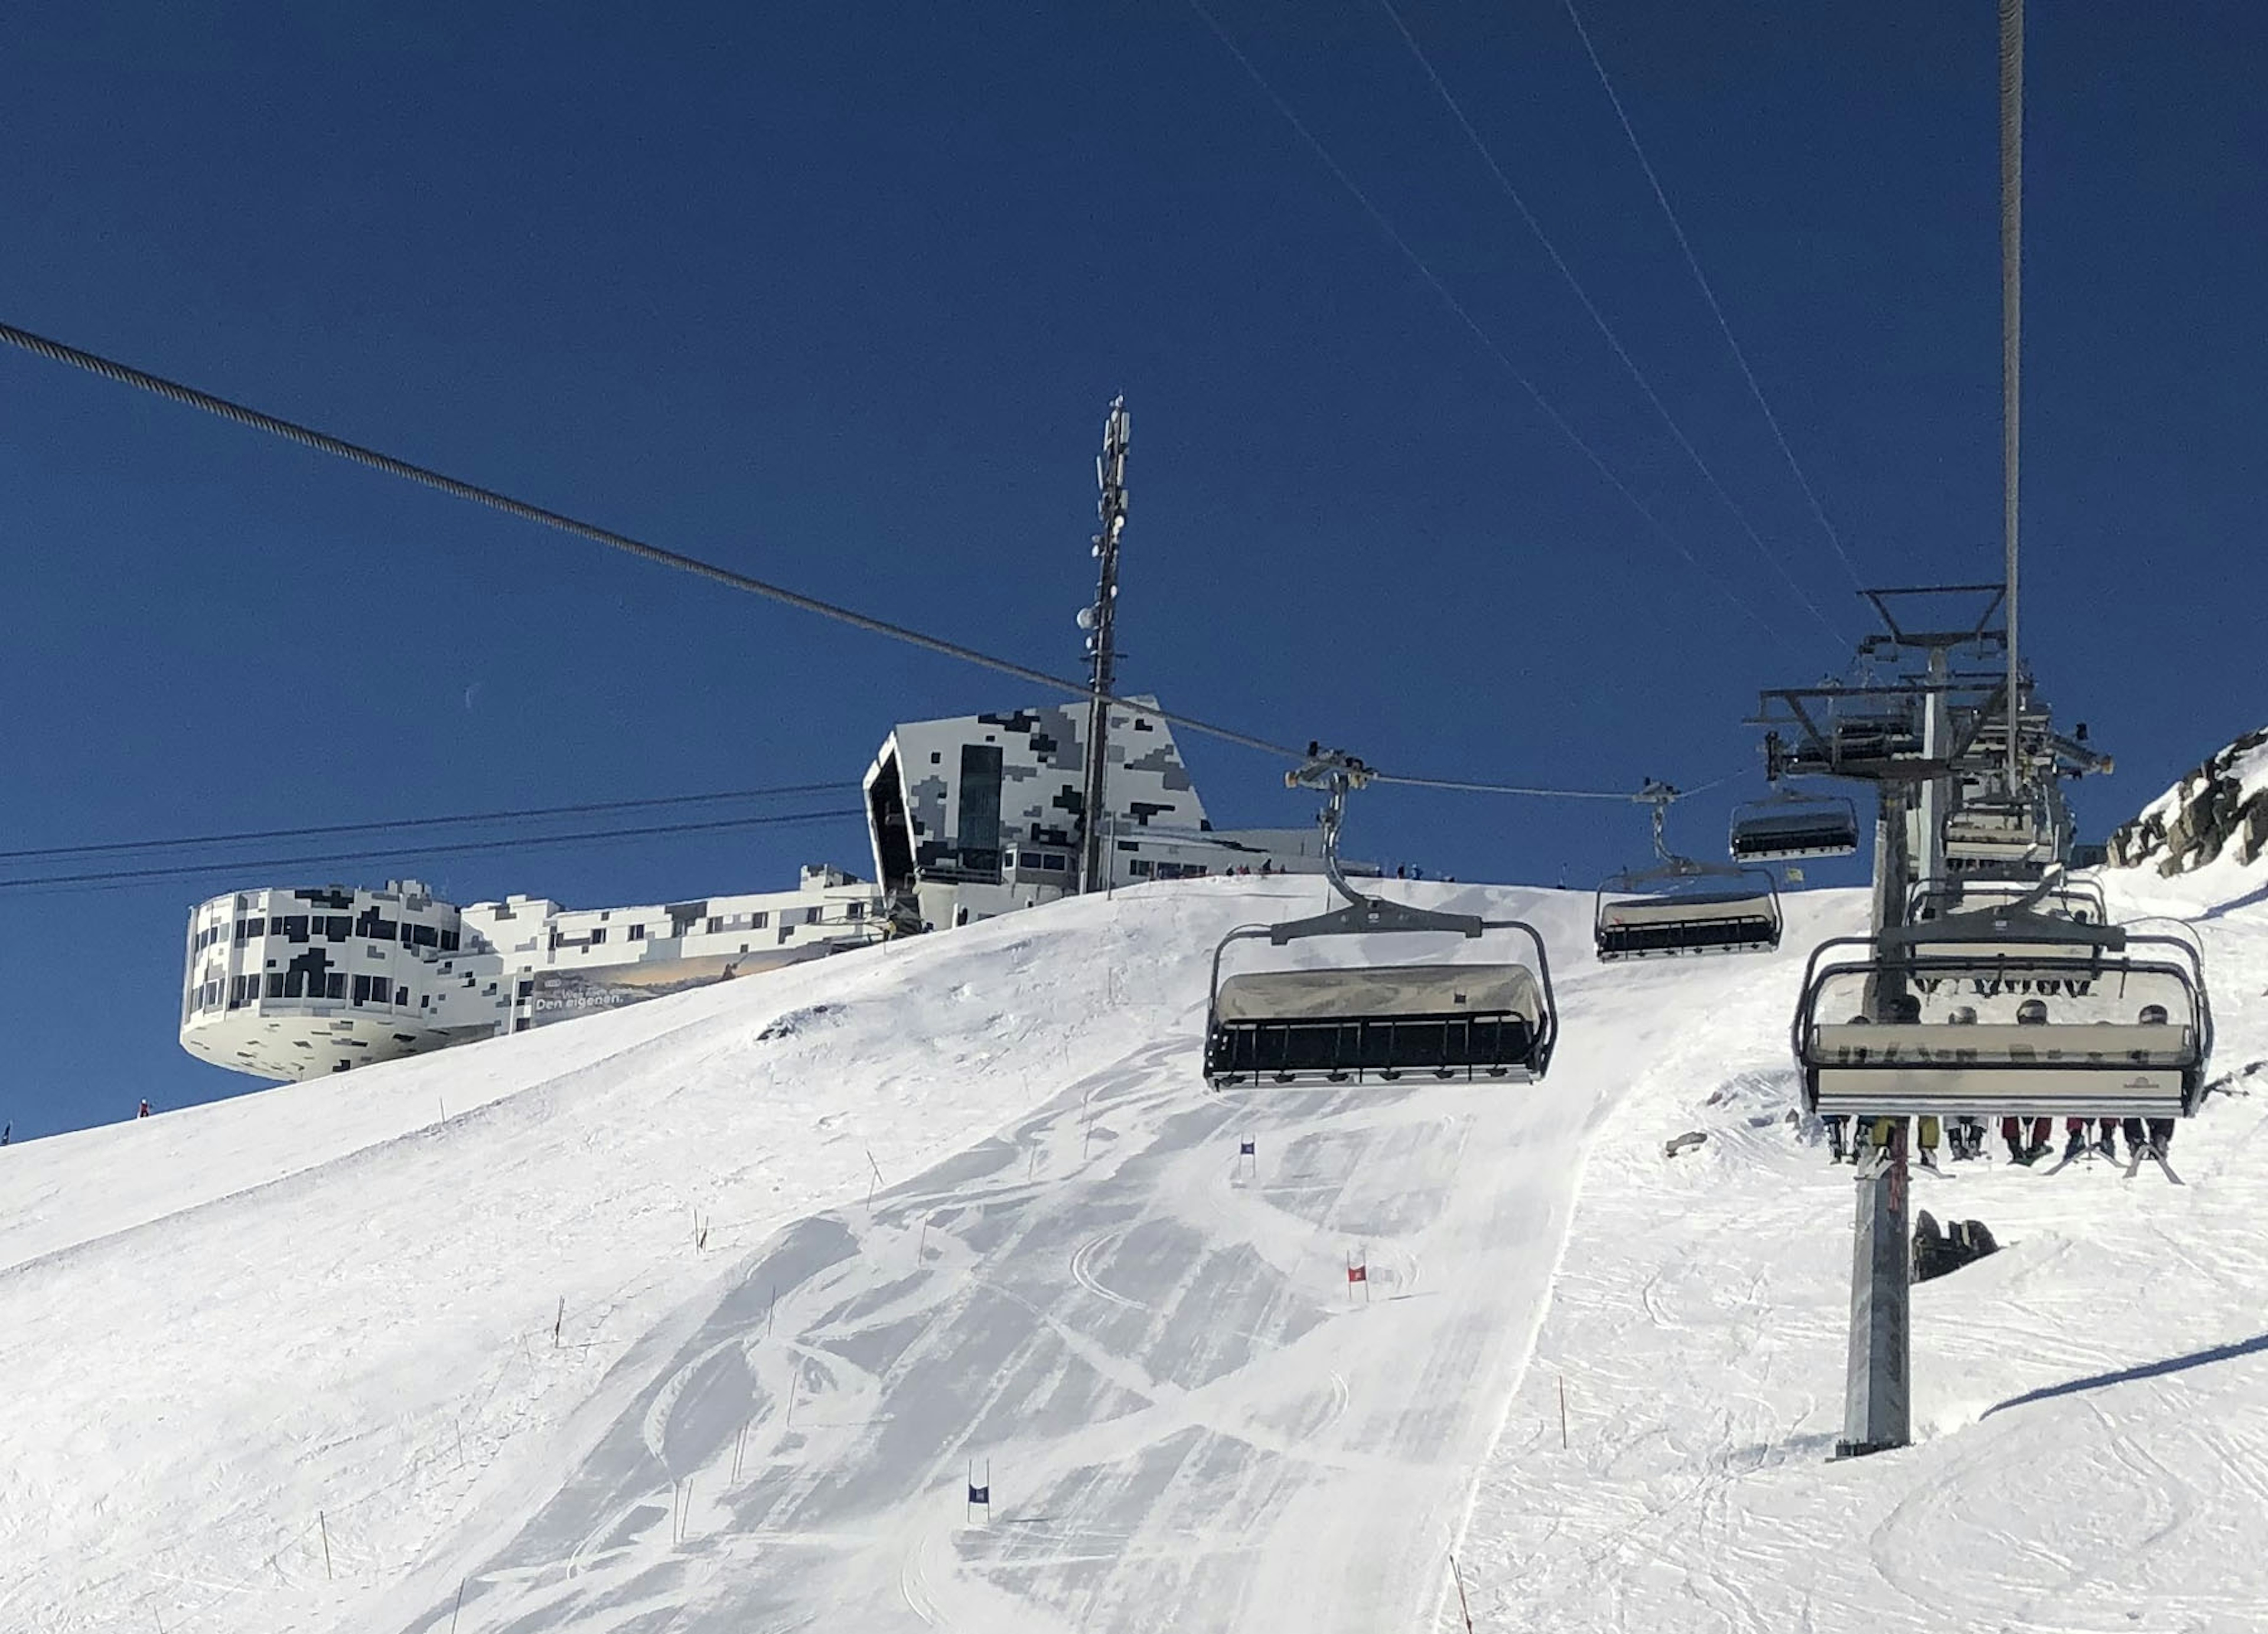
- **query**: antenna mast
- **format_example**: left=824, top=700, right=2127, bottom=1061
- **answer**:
left=1079, top=397, right=1132, bottom=893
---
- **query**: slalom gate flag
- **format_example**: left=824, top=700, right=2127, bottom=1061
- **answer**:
left=968, top=1482, right=989, bottom=1504
left=1346, top=1263, right=1366, bottom=1284
left=1238, top=1137, right=1256, bottom=1157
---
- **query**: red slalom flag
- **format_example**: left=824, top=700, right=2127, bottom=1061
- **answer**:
left=1347, top=1263, right=1367, bottom=1284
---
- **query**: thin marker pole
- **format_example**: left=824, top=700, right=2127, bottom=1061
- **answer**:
left=318, top=1510, right=333, bottom=1580
left=1559, top=1375, right=1569, bottom=1450
left=449, top=1577, right=467, bottom=1633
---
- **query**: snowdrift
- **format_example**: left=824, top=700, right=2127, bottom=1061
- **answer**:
left=4, top=869, right=2266, bottom=1633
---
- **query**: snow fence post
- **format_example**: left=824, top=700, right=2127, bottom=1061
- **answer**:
left=1558, top=1376, right=1568, bottom=1450
left=318, top=1509, right=332, bottom=1580
left=448, top=1577, right=467, bottom=1633
left=1446, top=1529, right=1475, bottom=1634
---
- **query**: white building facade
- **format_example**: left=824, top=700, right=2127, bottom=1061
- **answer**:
left=181, top=697, right=1342, bottom=1084
left=180, top=867, right=887, bottom=1082
left=862, top=698, right=1349, bottom=930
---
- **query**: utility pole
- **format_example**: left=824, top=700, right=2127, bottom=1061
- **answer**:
left=1079, top=397, right=1130, bottom=895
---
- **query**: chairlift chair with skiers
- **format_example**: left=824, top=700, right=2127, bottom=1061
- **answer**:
left=1596, top=781, right=1783, bottom=962
left=1203, top=750, right=1559, bottom=1090
left=1793, top=905, right=2212, bottom=1121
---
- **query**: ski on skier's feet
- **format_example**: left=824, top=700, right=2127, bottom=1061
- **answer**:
left=2146, top=1150, right=2185, bottom=1186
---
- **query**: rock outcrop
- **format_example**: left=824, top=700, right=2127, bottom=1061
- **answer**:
left=2106, top=726, right=2268, bottom=876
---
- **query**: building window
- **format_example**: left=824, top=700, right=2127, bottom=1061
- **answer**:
left=628, top=925, right=645, bottom=942
left=957, top=742, right=1004, bottom=875
left=749, top=912, right=767, bottom=929
left=440, top=929, right=460, bottom=952
left=846, top=902, right=863, bottom=920
left=706, top=917, right=723, bottom=934
left=805, top=908, right=822, bottom=925
left=589, top=927, right=607, bottom=945
left=324, top=915, right=351, bottom=941
left=396, top=985, right=410, bottom=1006
left=266, top=973, right=285, bottom=999
left=1129, top=859, right=1153, bottom=877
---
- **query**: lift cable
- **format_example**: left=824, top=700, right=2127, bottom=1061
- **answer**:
left=0, top=320, right=1304, bottom=765
left=1379, top=765, right=1746, bottom=801
left=1374, top=0, right=1850, bottom=647
left=1997, top=0, right=2024, bottom=788
left=1181, top=0, right=1819, bottom=655
left=0, top=318, right=1729, bottom=809
left=1560, top=0, right=1871, bottom=596
left=0, top=808, right=865, bottom=896
left=0, top=781, right=853, bottom=865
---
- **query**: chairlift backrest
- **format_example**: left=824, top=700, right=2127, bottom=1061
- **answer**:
left=1791, top=919, right=2212, bottom=1118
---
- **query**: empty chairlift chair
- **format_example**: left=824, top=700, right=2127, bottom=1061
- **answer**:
left=1728, top=789, right=1861, bottom=862
left=1943, top=789, right=2060, bottom=875
left=1201, top=750, right=1559, bottom=1090
left=1793, top=908, right=2212, bottom=1122
left=1596, top=781, right=1783, bottom=963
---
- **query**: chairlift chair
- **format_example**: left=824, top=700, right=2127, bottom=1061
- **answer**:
left=1907, top=873, right=2106, bottom=928
left=1598, top=781, right=1781, bottom=962
left=1203, top=752, right=1559, bottom=1090
left=1793, top=907, right=2212, bottom=1120
left=1729, top=789, right=1861, bottom=862
left=1943, top=789, right=2059, bottom=872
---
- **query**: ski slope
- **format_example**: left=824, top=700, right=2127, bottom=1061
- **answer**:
left=4, top=867, right=2265, bottom=1632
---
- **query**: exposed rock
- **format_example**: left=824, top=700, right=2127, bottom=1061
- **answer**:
left=1912, top=1209, right=1999, bottom=1283
left=1663, top=1130, right=1707, bottom=1159
left=2108, top=725, right=2268, bottom=876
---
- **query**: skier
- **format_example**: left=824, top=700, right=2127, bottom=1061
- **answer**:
left=136, top=1100, right=151, bottom=1119
left=2137, top=1003, right=2177, bottom=1159
left=1944, top=1007, right=1987, bottom=1160
left=2001, top=999, right=2053, bottom=1163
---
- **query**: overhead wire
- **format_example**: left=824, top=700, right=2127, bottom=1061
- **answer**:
left=1998, top=0, right=2023, bottom=787
left=1179, top=0, right=1806, bottom=654
left=0, top=808, right=865, bottom=895
left=0, top=781, right=852, bottom=863
left=1373, top=0, right=1850, bottom=649
left=1559, top=0, right=1871, bottom=596
left=0, top=317, right=1748, bottom=811
left=0, top=320, right=1306, bottom=767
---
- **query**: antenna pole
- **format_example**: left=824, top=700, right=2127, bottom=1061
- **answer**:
left=1080, top=397, right=1132, bottom=893
left=1999, top=0, right=2023, bottom=788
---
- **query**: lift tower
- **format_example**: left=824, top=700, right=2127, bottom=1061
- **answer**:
left=1078, top=397, right=1132, bottom=895
left=1757, top=586, right=2107, bottom=1457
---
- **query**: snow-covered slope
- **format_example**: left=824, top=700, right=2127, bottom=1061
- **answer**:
left=5, top=869, right=2266, bottom=1632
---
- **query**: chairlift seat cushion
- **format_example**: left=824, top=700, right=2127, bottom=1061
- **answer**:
left=1212, top=963, right=1541, bottom=1025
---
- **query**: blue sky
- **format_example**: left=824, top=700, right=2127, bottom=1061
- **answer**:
left=3, top=2, right=2261, bottom=1138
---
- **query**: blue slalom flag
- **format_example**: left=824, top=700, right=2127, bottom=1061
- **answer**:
left=1238, top=1137, right=1255, bottom=1157
left=967, top=1482, right=989, bottom=1505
